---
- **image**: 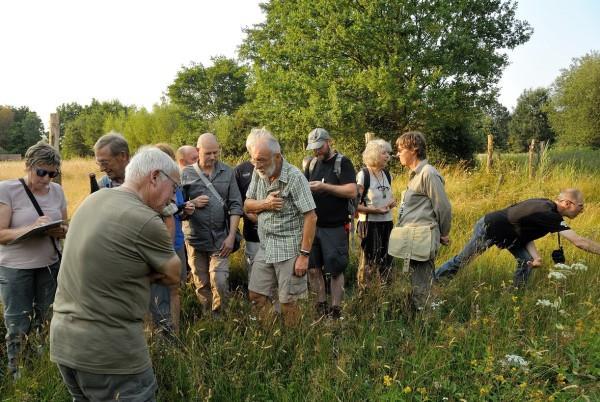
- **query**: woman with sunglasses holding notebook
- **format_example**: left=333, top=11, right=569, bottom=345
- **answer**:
left=0, top=141, right=68, bottom=379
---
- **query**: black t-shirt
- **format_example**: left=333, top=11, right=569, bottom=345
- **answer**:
left=234, top=161, right=259, bottom=242
left=484, top=198, right=570, bottom=248
left=307, top=153, right=356, bottom=227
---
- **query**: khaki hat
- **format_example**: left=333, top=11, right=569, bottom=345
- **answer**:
left=306, top=128, right=331, bottom=150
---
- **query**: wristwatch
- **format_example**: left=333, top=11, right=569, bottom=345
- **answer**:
left=300, top=249, right=311, bottom=257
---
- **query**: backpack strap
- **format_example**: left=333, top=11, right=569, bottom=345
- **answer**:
left=359, top=167, right=370, bottom=206
left=333, top=153, right=343, bottom=180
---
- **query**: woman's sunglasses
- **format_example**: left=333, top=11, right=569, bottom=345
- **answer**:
left=35, top=168, right=60, bottom=178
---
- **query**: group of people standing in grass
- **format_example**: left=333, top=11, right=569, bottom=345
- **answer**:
left=1, top=127, right=599, bottom=401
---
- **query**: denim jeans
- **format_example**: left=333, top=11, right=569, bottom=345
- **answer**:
left=0, top=262, right=59, bottom=375
left=149, top=246, right=186, bottom=332
left=434, top=217, right=533, bottom=287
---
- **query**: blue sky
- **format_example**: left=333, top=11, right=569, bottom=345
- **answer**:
left=498, top=0, right=600, bottom=109
left=1, top=0, right=598, bottom=125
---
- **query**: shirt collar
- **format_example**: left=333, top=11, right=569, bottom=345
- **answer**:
left=277, top=159, right=291, bottom=184
left=410, top=159, right=428, bottom=177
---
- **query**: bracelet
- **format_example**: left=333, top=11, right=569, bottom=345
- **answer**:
left=300, top=249, right=311, bottom=257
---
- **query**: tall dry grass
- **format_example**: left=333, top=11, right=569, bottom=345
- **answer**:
left=0, top=150, right=599, bottom=400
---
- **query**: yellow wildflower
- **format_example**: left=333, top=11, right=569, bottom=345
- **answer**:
left=480, top=386, right=490, bottom=396
left=519, top=382, right=528, bottom=389
left=494, top=374, right=506, bottom=383
left=403, top=386, right=412, bottom=394
left=383, top=375, right=392, bottom=387
left=512, top=296, right=518, bottom=303
left=417, top=387, right=427, bottom=395
left=470, top=359, right=478, bottom=367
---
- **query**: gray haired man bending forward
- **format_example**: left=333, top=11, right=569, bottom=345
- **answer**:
left=50, top=147, right=182, bottom=401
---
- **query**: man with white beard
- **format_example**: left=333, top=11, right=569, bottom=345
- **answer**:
left=244, top=130, right=317, bottom=326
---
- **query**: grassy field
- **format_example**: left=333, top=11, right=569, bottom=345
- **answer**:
left=0, top=148, right=599, bottom=401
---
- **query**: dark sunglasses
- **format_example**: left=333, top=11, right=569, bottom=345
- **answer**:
left=35, top=168, right=60, bottom=178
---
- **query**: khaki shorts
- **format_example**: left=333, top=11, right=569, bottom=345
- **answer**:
left=249, top=247, right=307, bottom=304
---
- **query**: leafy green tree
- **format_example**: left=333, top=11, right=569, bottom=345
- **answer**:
left=57, top=102, right=84, bottom=140
left=508, top=88, right=554, bottom=152
left=240, top=0, right=531, bottom=161
left=167, top=57, right=248, bottom=128
left=0, top=106, right=16, bottom=152
left=472, top=102, right=511, bottom=152
left=0, top=106, right=44, bottom=155
left=548, top=52, right=600, bottom=147
left=61, top=99, right=131, bottom=157
left=105, top=103, right=195, bottom=150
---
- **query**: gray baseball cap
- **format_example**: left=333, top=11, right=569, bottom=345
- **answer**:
left=306, top=128, right=331, bottom=150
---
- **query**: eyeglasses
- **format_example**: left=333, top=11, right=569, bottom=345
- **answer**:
left=377, top=185, right=390, bottom=192
left=35, top=168, right=60, bottom=178
left=159, top=170, right=181, bottom=194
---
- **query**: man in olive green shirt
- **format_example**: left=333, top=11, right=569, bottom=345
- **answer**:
left=50, top=147, right=181, bottom=401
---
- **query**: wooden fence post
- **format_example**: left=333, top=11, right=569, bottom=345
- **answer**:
left=49, top=113, right=62, bottom=184
left=528, top=138, right=537, bottom=179
left=486, top=134, right=494, bottom=173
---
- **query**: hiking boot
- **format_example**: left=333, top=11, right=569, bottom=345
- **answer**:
left=316, top=302, right=329, bottom=317
left=330, top=306, right=342, bottom=320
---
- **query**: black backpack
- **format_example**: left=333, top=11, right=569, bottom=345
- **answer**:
left=358, top=167, right=392, bottom=209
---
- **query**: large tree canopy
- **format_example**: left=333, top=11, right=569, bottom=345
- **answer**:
left=548, top=51, right=600, bottom=148
left=240, top=0, right=531, bottom=161
left=167, top=57, right=248, bottom=128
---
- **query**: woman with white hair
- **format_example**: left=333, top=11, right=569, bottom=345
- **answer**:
left=0, top=141, right=68, bottom=378
left=356, top=138, right=396, bottom=290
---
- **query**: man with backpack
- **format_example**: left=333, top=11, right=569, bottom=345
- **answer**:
left=305, top=128, right=357, bottom=319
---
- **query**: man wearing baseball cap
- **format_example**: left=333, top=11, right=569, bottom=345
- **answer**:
left=304, top=128, right=357, bottom=319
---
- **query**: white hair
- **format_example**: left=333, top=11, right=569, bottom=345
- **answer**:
left=246, top=127, right=275, bottom=153
left=125, top=146, right=179, bottom=183
left=362, top=138, right=392, bottom=167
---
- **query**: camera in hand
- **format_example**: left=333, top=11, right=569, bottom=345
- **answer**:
left=551, top=247, right=565, bottom=264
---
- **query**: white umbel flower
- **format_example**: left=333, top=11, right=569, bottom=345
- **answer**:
left=548, top=271, right=567, bottom=280
left=502, top=354, right=529, bottom=368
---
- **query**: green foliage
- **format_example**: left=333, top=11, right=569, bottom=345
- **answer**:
left=167, top=57, right=248, bottom=129
left=508, top=88, right=555, bottom=152
left=0, top=105, right=44, bottom=155
left=469, top=102, right=512, bottom=155
left=104, top=103, right=196, bottom=151
left=548, top=51, right=600, bottom=148
left=240, top=0, right=532, bottom=161
left=60, top=99, right=132, bottom=158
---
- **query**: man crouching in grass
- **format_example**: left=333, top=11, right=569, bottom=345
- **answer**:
left=50, top=147, right=181, bottom=401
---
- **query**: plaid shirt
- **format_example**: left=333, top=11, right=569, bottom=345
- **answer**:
left=247, top=160, right=316, bottom=263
